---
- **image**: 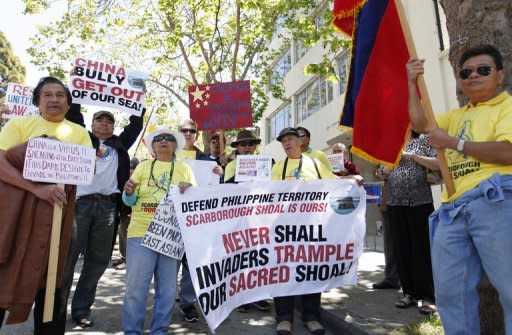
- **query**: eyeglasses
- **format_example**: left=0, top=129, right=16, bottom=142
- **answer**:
left=180, top=128, right=197, bottom=134
left=153, top=134, right=176, bottom=143
left=238, top=141, right=257, bottom=147
left=459, top=65, right=495, bottom=80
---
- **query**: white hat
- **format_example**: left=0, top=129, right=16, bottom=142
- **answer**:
left=144, top=127, right=184, bottom=156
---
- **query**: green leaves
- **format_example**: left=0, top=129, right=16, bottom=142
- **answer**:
left=0, top=32, right=26, bottom=95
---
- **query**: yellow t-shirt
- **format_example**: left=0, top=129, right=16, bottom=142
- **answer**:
left=436, top=91, right=512, bottom=202
left=224, top=160, right=236, bottom=182
left=177, top=149, right=198, bottom=161
left=0, top=115, right=92, bottom=150
left=304, top=149, right=332, bottom=171
left=128, top=159, right=196, bottom=238
left=271, top=155, right=336, bottom=181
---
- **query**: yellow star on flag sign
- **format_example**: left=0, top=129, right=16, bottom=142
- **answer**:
left=190, top=86, right=205, bottom=102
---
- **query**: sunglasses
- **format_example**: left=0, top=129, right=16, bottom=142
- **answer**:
left=180, top=128, right=197, bottom=134
left=459, top=65, right=494, bottom=80
left=153, top=134, right=176, bottom=143
left=238, top=141, right=257, bottom=147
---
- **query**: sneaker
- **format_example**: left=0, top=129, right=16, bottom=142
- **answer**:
left=181, top=305, right=199, bottom=322
left=252, top=300, right=270, bottom=311
left=276, top=320, right=292, bottom=335
left=115, top=262, right=126, bottom=270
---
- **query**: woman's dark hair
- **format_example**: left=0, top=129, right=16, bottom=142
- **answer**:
left=411, top=130, right=420, bottom=139
left=32, top=76, right=73, bottom=107
left=459, top=45, right=503, bottom=70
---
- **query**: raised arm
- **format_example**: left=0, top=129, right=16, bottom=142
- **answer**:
left=406, top=58, right=430, bottom=133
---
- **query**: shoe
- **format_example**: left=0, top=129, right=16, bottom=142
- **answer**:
left=372, top=280, right=400, bottom=290
left=419, top=300, right=437, bottom=315
left=112, top=258, right=125, bottom=267
left=276, top=320, right=292, bottom=335
left=395, top=295, right=417, bottom=309
left=73, top=315, right=94, bottom=328
left=304, top=320, right=325, bottom=335
left=181, top=305, right=199, bottom=322
left=115, top=261, right=126, bottom=270
left=237, top=304, right=250, bottom=313
left=252, top=300, right=270, bottom=311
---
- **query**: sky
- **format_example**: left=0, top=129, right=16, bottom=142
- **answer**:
left=1, top=1, right=67, bottom=85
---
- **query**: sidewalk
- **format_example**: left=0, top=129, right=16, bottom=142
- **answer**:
left=320, top=252, right=428, bottom=335
left=1, top=252, right=426, bottom=335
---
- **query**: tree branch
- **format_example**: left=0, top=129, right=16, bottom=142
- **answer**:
left=148, top=78, right=189, bottom=108
left=231, top=0, right=241, bottom=81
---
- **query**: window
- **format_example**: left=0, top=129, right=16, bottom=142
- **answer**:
left=270, top=48, right=291, bottom=86
left=294, top=39, right=309, bottom=63
left=337, top=52, right=350, bottom=94
left=267, top=103, right=292, bottom=142
left=296, top=77, right=333, bottom=123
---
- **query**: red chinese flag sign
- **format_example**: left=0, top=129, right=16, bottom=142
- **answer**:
left=188, top=80, right=253, bottom=130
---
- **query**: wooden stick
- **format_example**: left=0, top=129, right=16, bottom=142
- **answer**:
left=43, top=183, right=65, bottom=323
left=394, top=0, right=456, bottom=196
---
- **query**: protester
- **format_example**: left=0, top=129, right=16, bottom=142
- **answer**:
left=371, top=180, right=400, bottom=290
left=65, top=108, right=143, bottom=328
left=272, top=127, right=336, bottom=335
left=197, top=130, right=225, bottom=182
left=331, top=143, right=360, bottom=176
left=407, top=44, right=512, bottom=334
left=296, top=126, right=332, bottom=170
left=377, top=133, right=438, bottom=314
left=113, top=157, right=140, bottom=270
left=0, top=77, right=92, bottom=335
left=223, top=129, right=271, bottom=312
left=177, top=118, right=203, bottom=160
left=122, top=127, right=195, bottom=334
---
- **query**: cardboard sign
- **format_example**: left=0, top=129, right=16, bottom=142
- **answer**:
left=141, top=190, right=185, bottom=260
left=183, top=159, right=220, bottom=186
left=188, top=81, right=252, bottom=130
left=4, top=83, right=40, bottom=119
left=23, top=138, right=96, bottom=185
left=327, top=153, right=345, bottom=173
left=69, top=58, right=148, bottom=116
left=235, top=155, right=272, bottom=182
left=172, top=179, right=366, bottom=331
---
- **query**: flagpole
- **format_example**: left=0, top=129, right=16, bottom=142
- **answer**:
left=394, top=0, right=456, bottom=197
left=134, top=106, right=156, bottom=157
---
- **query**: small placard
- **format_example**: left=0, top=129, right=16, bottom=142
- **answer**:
left=235, top=155, right=272, bottom=182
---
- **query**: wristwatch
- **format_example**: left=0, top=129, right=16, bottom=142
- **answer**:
left=456, top=139, right=465, bottom=152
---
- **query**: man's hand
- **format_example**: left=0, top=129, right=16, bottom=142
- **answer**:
left=406, top=58, right=425, bottom=84
left=212, top=165, right=223, bottom=176
left=124, top=179, right=138, bottom=196
left=33, top=184, right=67, bottom=207
left=428, top=128, right=458, bottom=150
left=178, top=182, right=192, bottom=194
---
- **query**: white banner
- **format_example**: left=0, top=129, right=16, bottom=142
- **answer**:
left=172, top=179, right=366, bottom=331
left=23, top=138, right=96, bottom=185
left=69, top=57, right=148, bottom=116
left=142, top=191, right=185, bottom=260
left=4, top=83, right=40, bottom=119
left=235, top=155, right=272, bottom=182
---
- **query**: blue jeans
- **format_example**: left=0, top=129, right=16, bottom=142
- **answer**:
left=71, top=197, right=117, bottom=318
left=430, top=174, right=512, bottom=335
left=123, top=238, right=179, bottom=335
left=179, top=255, right=197, bottom=309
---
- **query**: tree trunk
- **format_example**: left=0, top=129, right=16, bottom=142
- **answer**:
left=438, top=1, right=512, bottom=333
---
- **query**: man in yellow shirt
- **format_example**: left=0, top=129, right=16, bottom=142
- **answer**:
left=296, top=126, right=332, bottom=171
left=407, top=45, right=512, bottom=335
left=272, top=127, right=335, bottom=335
left=0, top=77, right=92, bottom=335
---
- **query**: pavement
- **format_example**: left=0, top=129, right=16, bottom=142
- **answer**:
left=1, top=252, right=428, bottom=335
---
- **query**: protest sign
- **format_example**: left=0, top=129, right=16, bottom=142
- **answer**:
left=188, top=80, right=252, bottom=130
left=141, top=191, right=185, bottom=260
left=184, top=159, right=220, bottom=186
left=4, top=83, right=40, bottom=119
left=23, top=137, right=96, bottom=185
left=235, top=155, right=272, bottom=182
left=69, top=58, right=148, bottom=116
left=327, top=153, right=345, bottom=173
left=172, top=179, right=366, bottom=331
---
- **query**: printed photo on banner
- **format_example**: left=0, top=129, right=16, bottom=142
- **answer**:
left=69, top=57, right=148, bottom=116
left=141, top=189, right=184, bottom=260
left=235, top=155, right=272, bottom=182
left=171, top=179, right=366, bottom=331
left=23, top=137, right=96, bottom=185
left=327, top=153, right=345, bottom=173
left=183, top=159, right=220, bottom=186
left=4, top=83, right=40, bottom=119
left=188, top=80, right=252, bottom=130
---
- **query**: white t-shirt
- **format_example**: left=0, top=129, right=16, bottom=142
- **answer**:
left=77, top=140, right=120, bottom=197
